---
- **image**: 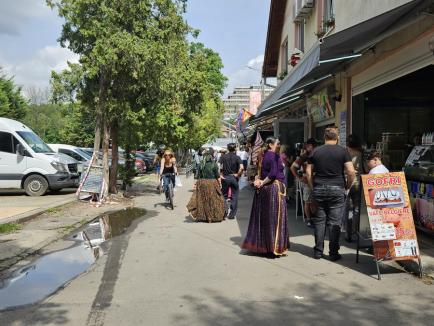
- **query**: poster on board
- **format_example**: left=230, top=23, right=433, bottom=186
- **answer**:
left=339, top=111, right=347, bottom=146
left=79, top=166, right=104, bottom=195
left=361, top=172, right=420, bottom=261
left=306, top=88, right=334, bottom=123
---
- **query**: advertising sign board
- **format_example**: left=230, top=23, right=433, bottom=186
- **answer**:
left=361, top=172, right=420, bottom=261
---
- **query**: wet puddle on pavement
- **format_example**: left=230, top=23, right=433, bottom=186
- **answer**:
left=0, top=207, right=146, bottom=311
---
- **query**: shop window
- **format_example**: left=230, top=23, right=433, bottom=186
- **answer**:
left=0, top=132, right=13, bottom=153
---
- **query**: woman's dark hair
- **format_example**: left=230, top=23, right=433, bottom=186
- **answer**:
left=366, top=150, right=381, bottom=161
left=347, top=134, right=362, bottom=150
left=265, top=136, right=278, bottom=150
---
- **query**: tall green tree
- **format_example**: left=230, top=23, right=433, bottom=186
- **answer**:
left=48, top=0, right=227, bottom=194
left=0, top=68, right=27, bottom=120
left=143, top=42, right=226, bottom=150
left=47, top=0, right=192, bottom=195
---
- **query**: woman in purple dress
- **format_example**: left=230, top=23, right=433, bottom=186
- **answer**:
left=242, top=137, right=289, bottom=256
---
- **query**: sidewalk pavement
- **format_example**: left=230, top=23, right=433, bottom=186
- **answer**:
left=1, top=175, right=433, bottom=325
left=242, top=184, right=434, bottom=278
left=0, top=190, right=76, bottom=225
left=0, top=195, right=138, bottom=274
left=0, top=175, right=156, bottom=271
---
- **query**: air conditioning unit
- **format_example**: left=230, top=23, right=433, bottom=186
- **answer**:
left=293, top=0, right=315, bottom=22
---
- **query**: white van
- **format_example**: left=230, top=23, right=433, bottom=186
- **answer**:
left=0, top=118, right=80, bottom=196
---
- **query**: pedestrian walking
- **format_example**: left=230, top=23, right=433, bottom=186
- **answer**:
left=187, top=148, right=225, bottom=223
left=237, top=146, right=249, bottom=173
left=342, top=134, right=364, bottom=242
left=306, top=127, right=355, bottom=261
left=242, top=137, right=289, bottom=256
left=193, top=148, right=204, bottom=179
left=219, top=143, right=244, bottom=219
left=290, top=138, right=317, bottom=226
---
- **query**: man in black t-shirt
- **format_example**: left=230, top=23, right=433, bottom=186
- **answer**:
left=219, top=143, right=244, bottom=219
left=306, top=127, right=355, bottom=261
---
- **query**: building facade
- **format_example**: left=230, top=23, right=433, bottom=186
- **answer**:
left=254, top=0, right=434, bottom=233
left=223, top=85, right=274, bottom=122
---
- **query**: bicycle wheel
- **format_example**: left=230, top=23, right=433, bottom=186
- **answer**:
left=168, top=183, right=174, bottom=210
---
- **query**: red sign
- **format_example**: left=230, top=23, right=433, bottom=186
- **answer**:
left=361, top=172, right=420, bottom=261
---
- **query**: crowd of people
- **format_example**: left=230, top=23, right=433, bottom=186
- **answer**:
left=183, top=126, right=391, bottom=261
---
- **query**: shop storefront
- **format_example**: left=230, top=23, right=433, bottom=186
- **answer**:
left=351, top=31, right=434, bottom=234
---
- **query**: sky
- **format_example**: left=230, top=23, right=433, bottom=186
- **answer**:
left=0, top=0, right=271, bottom=98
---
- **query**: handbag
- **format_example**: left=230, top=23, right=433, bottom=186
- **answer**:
left=175, top=176, right=183, bottom=187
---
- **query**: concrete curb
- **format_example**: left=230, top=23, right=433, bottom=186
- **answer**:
left=0, top=195, right=76, bottom=226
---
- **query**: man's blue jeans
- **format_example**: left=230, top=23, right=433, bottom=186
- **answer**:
left=222, top=175, right=239, bottom=218
left=312, top=185, right=346, bottom=255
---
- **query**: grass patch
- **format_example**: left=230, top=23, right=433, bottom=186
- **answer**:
left=0, top=222, right=21, bottom=234
left=134, top=175, right=152, bottom=183
left=46, top=207, right=62, bottom=214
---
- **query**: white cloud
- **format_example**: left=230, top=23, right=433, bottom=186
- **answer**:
left=247, top=54, right=264, bottom=69
left=0, top=0, right=52, bottom=36
left=3, top=45, right=79, bottom=91
left=225, top=54, right=264, bottom=97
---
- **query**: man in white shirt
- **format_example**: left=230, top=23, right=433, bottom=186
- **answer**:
left=366, top=151, right=389, bottom=174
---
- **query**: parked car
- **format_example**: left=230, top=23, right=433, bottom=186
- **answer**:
left=135, top=152, right=153, bottom=172
left=0, top=118, right=80, bottom=196
left=141, top=150, right=159, bottom=169
left=49, top=144, right=92, bottom=173
left=80, top=147, right=94, bottom=157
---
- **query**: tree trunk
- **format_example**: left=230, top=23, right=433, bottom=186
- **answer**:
left=93, top=114, right=102, bottom=163
left=109, top=119, right=119, bottom=194
left=96, top=71, right=110, bottom=199
left=93, top=73, right=107, bottom=163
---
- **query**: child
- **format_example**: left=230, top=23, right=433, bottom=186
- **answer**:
left=366, top=151, right=389, bottom=174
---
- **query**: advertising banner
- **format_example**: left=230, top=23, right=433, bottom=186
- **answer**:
left=306, top=88, right=334, bottom=123
left=361, top=172, right=420, bottom=261
left=249, top=91, right=262, bottom=115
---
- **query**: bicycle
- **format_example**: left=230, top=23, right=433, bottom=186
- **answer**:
left=161, top=173, right=175, bottom=210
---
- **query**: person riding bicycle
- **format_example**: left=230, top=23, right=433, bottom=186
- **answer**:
left=160, top=149, right=178, bottom=202
left=219, top=143, right=243, bottom=219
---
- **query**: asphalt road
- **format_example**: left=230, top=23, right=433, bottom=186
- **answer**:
left=1, top=177, right=433, bottom=325
left=0, top=189, right=76, bottom=221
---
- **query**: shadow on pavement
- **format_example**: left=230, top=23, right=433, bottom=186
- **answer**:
left=234, top=185, right=412, bottom=279
left=0, top=303, right=69, bottom=325
left=289, top=241, right=406, bottom=279
left=171, top=282, right=434, bottom=326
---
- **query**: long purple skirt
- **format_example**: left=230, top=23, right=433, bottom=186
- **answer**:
left=242, top=180, right=289, bottom=256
